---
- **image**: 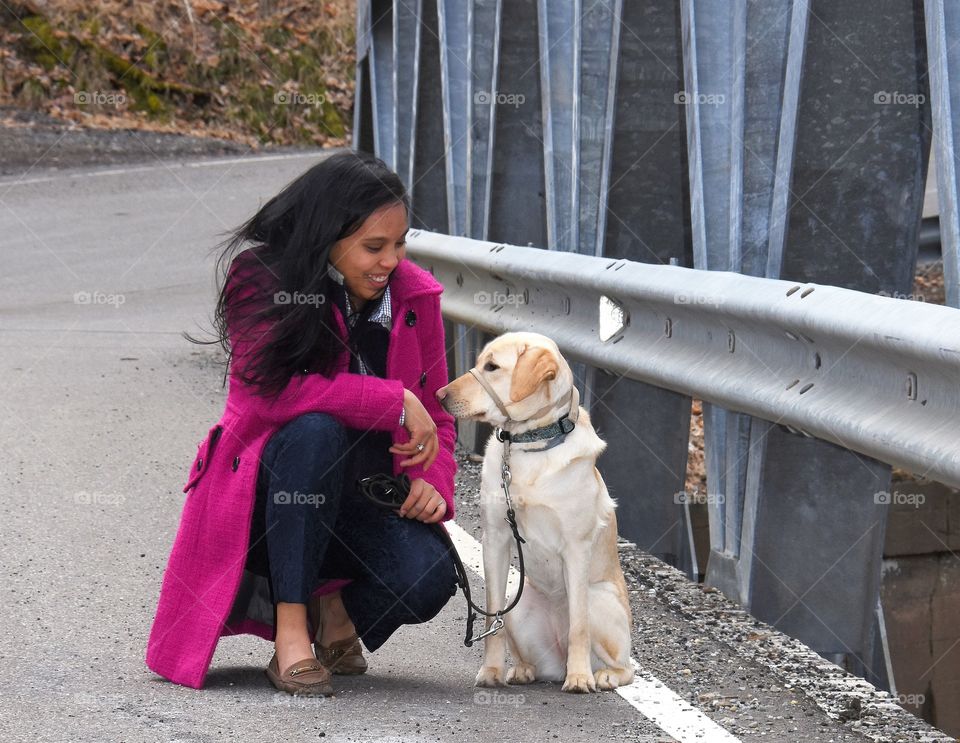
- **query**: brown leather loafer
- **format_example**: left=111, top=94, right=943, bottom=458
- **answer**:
left=265, top=653, right=334, bottom=696
left=315, top=633, right=368, bottom=675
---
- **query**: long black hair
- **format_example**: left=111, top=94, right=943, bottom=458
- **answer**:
left=187, top=150, right=409, bottom=398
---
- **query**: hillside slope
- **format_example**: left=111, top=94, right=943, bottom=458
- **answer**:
left=1, top=0, right=356, bottom=147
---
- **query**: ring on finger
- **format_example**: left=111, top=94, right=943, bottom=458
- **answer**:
left=416, top=442, right=425, bottom=452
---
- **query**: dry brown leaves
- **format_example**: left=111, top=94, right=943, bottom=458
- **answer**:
left=1, top=0, right=356, bottom=146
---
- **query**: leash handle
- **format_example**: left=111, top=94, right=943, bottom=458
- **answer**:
left=357, top=471, right=527, bottom=648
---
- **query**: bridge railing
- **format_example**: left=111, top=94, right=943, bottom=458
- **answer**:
left=409, top=229, right=960, bottom=490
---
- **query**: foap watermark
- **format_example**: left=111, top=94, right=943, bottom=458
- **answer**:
left=74, top=290, right=125, bottom=308
left=896, top=692, right=925, bottom=707
left=878, top=289, right=926, bottom=302
left=474, top=90, right=526, bottom=108
left=474, top=290, right=526, bottom=306
left=874, top=91, right=925, bottom=108
left=673, top=291, right=724, bottom=308
left=674, top=490, right=725, bottom=506
left=73, top=691, right=126, bottom=708
left=274, top=90, right=327, bottom=108
left=270, top=691, right=328, bottom=707
left=675, top=90, right=726, bottom=106
left=274, top=291, right=326, bottom=307
left=274, top=490, right=326, bottom=507
left=473, top=689, right=526, bottom=706
left=74, top=490, right=125, bottom=507
left=874, top=490, right=925, bottom=508
left=74, top=90, right=126, bottom=107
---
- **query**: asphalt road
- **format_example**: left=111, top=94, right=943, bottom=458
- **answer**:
left=0, top=153, right=667, bottom=742
left=0, top=152, right=946, bottom=743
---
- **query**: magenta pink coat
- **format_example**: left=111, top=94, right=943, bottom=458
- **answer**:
left=145, top=258, right=456, bottom=689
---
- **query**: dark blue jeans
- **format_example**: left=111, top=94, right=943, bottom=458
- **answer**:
left=247, top=413, right=457, bottom=652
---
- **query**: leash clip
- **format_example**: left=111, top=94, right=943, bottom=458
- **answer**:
left=472, top=613, right=505, bottom=643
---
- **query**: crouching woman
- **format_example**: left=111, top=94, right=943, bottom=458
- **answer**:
left=146, top=151, right=458, bottom=695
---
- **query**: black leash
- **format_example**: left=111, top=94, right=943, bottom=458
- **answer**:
left=356, top=472, right=526, bottom=647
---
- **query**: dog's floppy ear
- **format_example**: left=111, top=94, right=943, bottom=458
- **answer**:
left=510, top=346, right=558, bottom=402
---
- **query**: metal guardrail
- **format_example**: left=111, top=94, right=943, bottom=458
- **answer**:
left=357, top=0, right=955, bottom=697
left=408, top=229, right=960, bottom=490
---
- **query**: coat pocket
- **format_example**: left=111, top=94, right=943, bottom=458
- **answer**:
left=183, top=423, right=224, bottom=493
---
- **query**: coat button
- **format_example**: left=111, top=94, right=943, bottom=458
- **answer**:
left=420, top=371, right=427, bottom=387
left=196, top=457, right=203, bottom=471
left=405, top=310, right=417, bottom=326
left=232, top=456, right=240, bottom=472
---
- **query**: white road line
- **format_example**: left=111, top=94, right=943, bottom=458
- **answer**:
left=445, top=519, right=742, bottom=743
left=618, top=661, right=741, bottom=743
left=0, top=151, right=322, bottom=188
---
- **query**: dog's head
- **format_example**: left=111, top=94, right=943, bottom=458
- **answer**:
left=437, top=332, right=573, bottom=427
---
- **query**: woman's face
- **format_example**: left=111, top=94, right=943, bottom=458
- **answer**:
left=329, top=201, right=409, bottom=310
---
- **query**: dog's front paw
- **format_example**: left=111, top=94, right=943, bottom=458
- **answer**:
left=475, top=665, right=506, bottom=687
left=593, top=668, right=625, bottom=690
left=562, top=671, right=597, bottom=693
left=506, top=662, right=536, bottom=685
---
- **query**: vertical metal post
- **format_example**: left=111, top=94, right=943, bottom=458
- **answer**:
left=593, top=0, right=697, bottom=574
left=467, top=0, right=501, bottom=242
left=410, top=0, right=448, bottom=231
left=393, top=0, right=422, bottom=189
left=369, top=0, right=395, bottom=168
left=439, top=0, right=471, bottom=237
left=537, top=0, right=578, bottom=253
left=485, top=0, right=547, bottom=249
left=353, top=1, right=374, bottom=156
left=925, top=0, right=960, bottom=308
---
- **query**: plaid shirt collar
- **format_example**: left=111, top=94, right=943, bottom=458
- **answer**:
left=327, top=263, right=393, bottom=331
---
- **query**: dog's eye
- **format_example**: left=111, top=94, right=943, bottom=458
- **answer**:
left=483, top=361, right=499, bottom=372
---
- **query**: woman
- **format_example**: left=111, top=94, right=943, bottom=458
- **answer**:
left=146, top=151, right=459, bottom=695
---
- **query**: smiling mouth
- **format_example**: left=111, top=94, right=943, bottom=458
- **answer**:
left=366, top=274, right=389, bottom=286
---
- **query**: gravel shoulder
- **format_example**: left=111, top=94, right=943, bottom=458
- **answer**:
left=0, top=106, right=310, bottom=176
left=453, top=447, right=951, bottom=743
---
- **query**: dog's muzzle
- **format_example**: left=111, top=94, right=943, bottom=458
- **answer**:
left=467, top=366, right=580, bottom=432
left=467, top=367, right=513, bottom=419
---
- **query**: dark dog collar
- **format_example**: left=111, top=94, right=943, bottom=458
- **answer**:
left=495, top=413, right=576, bottom=451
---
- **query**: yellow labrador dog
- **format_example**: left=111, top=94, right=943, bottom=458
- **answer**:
left=437, top=331, right=634, bottom=693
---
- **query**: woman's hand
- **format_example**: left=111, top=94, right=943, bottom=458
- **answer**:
left=396, top=478, right=447, bottom=523
left=389, top=388, right=439, bottom=471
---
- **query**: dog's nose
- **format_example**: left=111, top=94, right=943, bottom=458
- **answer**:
left=436, top=387, right=448, bottom=402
